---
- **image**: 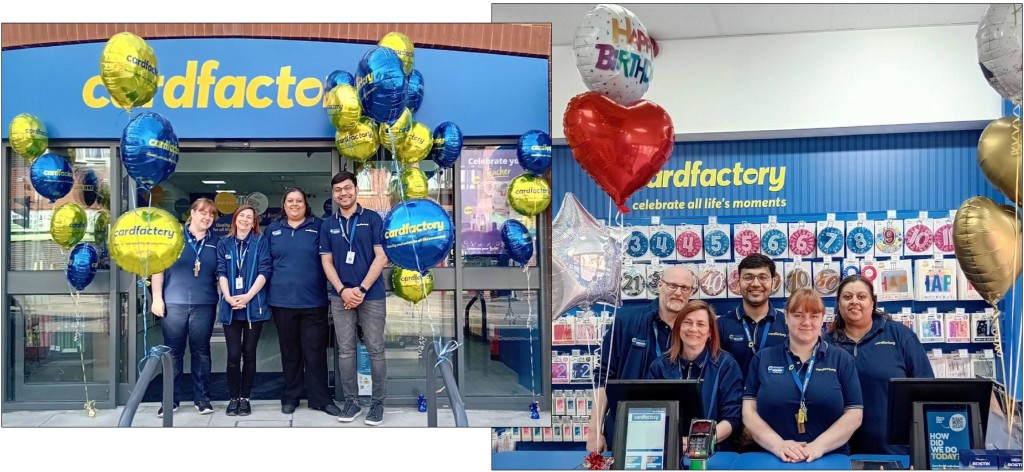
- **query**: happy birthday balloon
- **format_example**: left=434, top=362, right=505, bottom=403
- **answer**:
left=326, top=84, right=362, bottom=131
left=66, top=243, right=99, bottom=291
left=121, top=112, right=178, bottom=190
left=552, top=193, right=623, bottom=319
left=573, top=4, right=655, bottom=105
left=382, top=199, right=454, bottom=274
left=336, top=117, right=380, bottom=163
left=379, top=32, right=415, bottom=76
left=8, top=113, right=48, bottom=161
left=516, top=130, right=552, bottom=175
left=379, top=108, right=413, bottom=150
left=100, top=32, right=159, bottom=111
left=507, top=174, right=551, bottom=217
left=400, top=167, right=430, bottom=200
left=430, top=122, right=463, bottom=169
left=51, top=202, right=88, bottom=250
left=109, top=207, right=185, bottom=276
left=392, top=267, right=434, bottom=303
left=30, top=153, right=74, bottom=203
left=357, top=46, right=408, bottom=123
left=396, top=122, right=433, bottom=166
left=325, top=70, right=356, bottom=92
left=976, top=4, right=1023, bottom=105
left=501, top=219, right=535, bottom=266
left=406, top=70, right=425, bottom=113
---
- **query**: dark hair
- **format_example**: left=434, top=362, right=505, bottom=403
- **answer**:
left=280, top=187, right=311, bottom=218
left=831, top=274, right=889, bottom=333
left=229, top=205, right=260, bottom=236
left=668, top=300, right=722, bottom=363
left=738, top=253, right=777, bottom=277
left=331, top=171, right=357, bottom=188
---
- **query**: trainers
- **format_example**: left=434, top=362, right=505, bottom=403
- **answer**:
left=281, top=404, right=297, bottom=414
left=314, top=403, right=342, bottom=416
left=195, top=401, right=214, bottom=415
left=226, top=398, right=240, bottom=417
left=238, top=398, right=252, bottom=416
left=365, top=401, right=384, bottom=426
left=157, top=402, right=179, bottom=418
left=337, top=400, right=362, bottom=422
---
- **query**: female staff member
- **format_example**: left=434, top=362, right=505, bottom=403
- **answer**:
left=646, top=300, right=744, bottom=451
left=828, top=275, right=933, bottom=454
left=266, top=188, right=340, bottom=416
left=742, top=288, right=863, bottom=463
left=151, top=198, right=219, bottom=417
left=217, top=205, right=271, bottom=417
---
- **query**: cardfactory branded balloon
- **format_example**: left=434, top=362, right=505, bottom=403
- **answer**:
left=30, top=153, right=74, bottom=203
left=977, top=117, right=1023, bottom=208
left=573, top=4, right=655, bottom=104
left=516, top=130, right=552, bottom=175
left=379, top=108, right=413, bottom=150
left=336, top=117, right=381, bottom=163
left=399, top=167, right=430, bottom=200
left=66, top=243, right=99, bottom=291
left=51, top=202, right=88, bottom=250
left=379, top=32, right=416, bottom=76
left=406, top=70, right=425, bottom=113
left=109, top=207, right=185, bottom=276
left=8, top=113, right=48, bottom=161
left=121, top=112, right=179, bottom=190
left=507, top=174, right=551, bottom=217
left=93, top=210, right=111, bottom=253
left=953, top=196, right=1023, bottom=306
left=382, top=199, right=454, bottom=274
left=501, top=219, right=535, bottom=266
left=326, top=84, right=362, bottom=131
left=214, top=192, right=238, bottom=214
left=396, top=121, right=433, bottom=166
left=325, top=70, right=356, bottom=92
left=429, top=122, right=463, bottom=169
left=357, top=46, right=408, bottom=123
left=392, top=268, right=434, bottom=303
left=100, top=32, right=159, bottom=111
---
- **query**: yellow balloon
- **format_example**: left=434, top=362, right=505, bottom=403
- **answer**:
left=336, top=117, right=380, bottom=163
left=953, top=196, right=1023, bottom=306
left=51, top=202, right=87, bottom=250
left=379, top=32, right=415, bottom=76
left=400, top=167, right=430, bottom=199
left=507, top=174, right=551, bottom=217
left=326, top=84, right=362, bottom=131
left=8, top=113, right=48, bottom=161
left=392, top=268, right=433, bottom=303
left=397, top=122, right=433, bottom=166
left=93, top=210, right=111, bottom=250
left=214, top=192, right=238, bottom=214
left=378, top=108, right=413, bottom=150
left=978, top=117, right=1023, bottom=208
left=100, top=32, right=159, bottom=111
left=109, top=208, right=185, bottom=276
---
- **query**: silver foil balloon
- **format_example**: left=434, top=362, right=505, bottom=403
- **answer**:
left=552, top=192, right=623, bottom=320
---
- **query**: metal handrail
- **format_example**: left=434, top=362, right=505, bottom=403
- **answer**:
left=425, top=341, right=469, bottom=427
left=118, top=346, right=175, bottom=427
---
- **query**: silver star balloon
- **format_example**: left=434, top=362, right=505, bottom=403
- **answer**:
left=552, top=192, right=623, bottom=320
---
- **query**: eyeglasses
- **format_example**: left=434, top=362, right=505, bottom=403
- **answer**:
left=335, top=185, right=356, bottom=193
left=741, top=274, right=773, bottom=284
left=662, top=282, right=695, bottom=294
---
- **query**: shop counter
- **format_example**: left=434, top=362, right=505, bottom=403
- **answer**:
left=491, top=451, right=910, bottom=470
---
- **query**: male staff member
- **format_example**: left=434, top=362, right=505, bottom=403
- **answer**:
left=718, top=254, right=788, bottom=377
left=320, top=171, right=389, bottom=426
left=587, top=265, right=697, bottom=453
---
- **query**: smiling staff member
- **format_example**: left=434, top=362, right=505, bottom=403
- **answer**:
left=742, top=288, right=863, bottom=463
left=266, top=188, right=340, bottom=417
left=828, top=274, right=933, bottom=455
left=718, top=254, right=789, bottom=378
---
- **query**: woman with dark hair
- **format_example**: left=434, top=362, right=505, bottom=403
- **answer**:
left=646, top=300, right=744, bottom=451
left=265, top=188, right=339, bottom=416
left=150, top=197, right=219, bottom=417
left=216, top=205, right=272, bottom=416
left=827, top=274, right=933, bottom=455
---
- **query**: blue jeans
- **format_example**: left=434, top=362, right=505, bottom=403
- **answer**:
left=162, top=304, right=215, bottom=404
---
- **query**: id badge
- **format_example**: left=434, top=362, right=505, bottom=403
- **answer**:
left=235, top=277, right=244, bottom=290
left=346, top=251, right=356, bottom=264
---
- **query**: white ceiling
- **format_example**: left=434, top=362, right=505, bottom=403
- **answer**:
left=491, top=3, right=991, bottom=46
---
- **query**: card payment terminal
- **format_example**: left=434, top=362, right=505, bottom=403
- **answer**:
left=684, top=419, right=716, bottom=470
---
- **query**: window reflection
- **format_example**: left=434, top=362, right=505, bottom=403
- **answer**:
left=12, top=294, right=111, bottom=386
left=462, top=290, right=542, bottom=397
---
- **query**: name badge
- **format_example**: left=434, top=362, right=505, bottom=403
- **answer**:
left=345, top=251, right=356, bottom=264
left=330, top=228, right=341, bottom=234
left=630, top=337, right=647, bottom=348
left=235, top=277, right=244, bottom=290
left=272, top=230, right=282, bottom=236
left=768, top=366, right=785, bottom=375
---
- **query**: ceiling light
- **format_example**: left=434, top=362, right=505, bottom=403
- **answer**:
left=202, top=180, right=226, bottom=185
left=216, top=190, right=236, bottom=194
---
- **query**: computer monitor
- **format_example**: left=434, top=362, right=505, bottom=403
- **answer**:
left=605, top=379, right=704, bottom=435
left=612, top=400, right=680, bottom=471
left=887, top=379, right=992, bottom=470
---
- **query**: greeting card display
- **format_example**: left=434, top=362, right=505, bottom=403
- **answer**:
left=783, top=259, right=813, bottom=298
left=620, top=264, right=647, bottom=301
left=841, top=258, right=861, bottom=278
left=903, top=217, right=935, bottom=256
left=824, top=307, right=837, bottom=332
left=789, top=221, right=817, bottom=258
left=892, top=308, right=916, bottom=332
left=918, top=310, right=946, bottom=343
left=760, top=221, right=789, bottom=259
left=553, top=391, right=566, bottom=415
left=971, top=310, right=996, bottom=343
left=733, top=223, right=761, bottom=259
left=874, top=218, right=904, bottom=256
left=570, top=354, right=594, bottom=383
left=646, top=263, right=665, bottom=300
left=624, top=226, right=652, bottom=261
left=703, top=222, right=731, bottom=260
left=681, top=263, right=701, bottom=300
left=874, top=258, right=913, bottom=302
left=648, top=226, right=676, bottom=260
left=553, top=317, right=576, bottom=346
left=816, top=219, right=845, bottom=256
left=845, top=220, right=875, bottom=258
left=575, top=315, right=600, bottom=345
left=726, top=262, right=742, bottom=298
left=944, top=311, right=971, bottom=343
left=971, top=351, right=996, bottom=380
left=914, top=258, right=957, bottom=301
left=552, top=353, right=570, bottom=384
left=812, top=259, right=841, bottom=297
left=674, top=224, right=704, bottom=261
left=860, top=258, right=880, bottom=285
left=932, top=212, right=956, bottom=255
left=956, top=262, right=985, bottom=301
left=944, top=352, right=972, bottom=379
left=698, top=261, right=728, bottom=299
left=928, top=350, right=947, bottom=377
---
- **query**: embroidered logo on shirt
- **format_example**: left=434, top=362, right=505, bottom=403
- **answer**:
left=305, top=229, right=318, bottom=233
left=224, top=255, right=232, bottom=260
left=204, top=244, right=216, bottom=248
left=630, top=337, right=647, bottom=348
left=875, top=341, right=896, bottom=346
left=272, top=230, right=282, bottom=236
left=767, top=366, right=785, bottom=374
left=357, top=223, right=370, bottom=227
left=768, top=332, right=787, bottom=337
left=815, top=367, right=837, bottom=373
left=729, top=334, right=744, bottom=342
left=330, top=228, right=341, bottom=234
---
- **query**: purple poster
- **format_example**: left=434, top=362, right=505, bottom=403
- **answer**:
left=459, top=146, right=536, bottom=256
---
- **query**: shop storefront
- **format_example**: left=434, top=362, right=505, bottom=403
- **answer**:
left=1, top=24, right=553, bottom=412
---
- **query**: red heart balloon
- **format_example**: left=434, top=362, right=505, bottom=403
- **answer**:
left=563, top=91, right=674, bottom=213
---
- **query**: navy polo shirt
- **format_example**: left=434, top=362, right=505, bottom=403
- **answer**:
left=160, top=228, right=219, bottom=305
left=717, top=304, right=789, bottom=378
left=743, top=338, right=863, bottom=455
left=646, top=347, right=744, bottom=451
left=828, top=316, right=934, bottom=455
left=266, top=217, right=328, bottom=309
left=319, top=204, right=385, bottom=300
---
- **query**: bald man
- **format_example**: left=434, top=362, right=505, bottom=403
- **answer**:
left=587, top=265, right=698, bottom=453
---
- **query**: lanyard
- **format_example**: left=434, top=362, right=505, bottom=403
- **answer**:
left=651, top=320, right=669, bottom=358
left=188, top=230, right=206, bottom=262
left=786, top=341, right=819, bottom=407
left=234, top=237, right=250, bottom=273
left=675, top=349, right=717, bottom=418
left=738, top=308, right=772, bottom=353
left=338, top=212, right=359, bottom=246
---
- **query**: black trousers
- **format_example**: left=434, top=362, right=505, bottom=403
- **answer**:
left=223, top=320, right=266, bottom=398
left=273, top=306, right=331, bottom=408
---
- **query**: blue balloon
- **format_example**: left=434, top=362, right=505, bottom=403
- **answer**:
left=121, top=112, right=179, bottom=190
left=501, top=220, right=534, bottom=266
left=406, top=70, right=425, bottom=113
left=66, top=243, right=99, bottom=291
left=430, top=122, right=463, bottom=169
left=325, top=70, right=355, bottom=92
left=383, top=199, right=454, bottom=274
left=80, top=169, right=99, bottom=207
left=516, top=130, right=552, bottom=175
left=356, top=47, right=408, bottom=123
left=30, top=153, right=74, bottom=203
left=323, top=198, right=333, bottom=216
